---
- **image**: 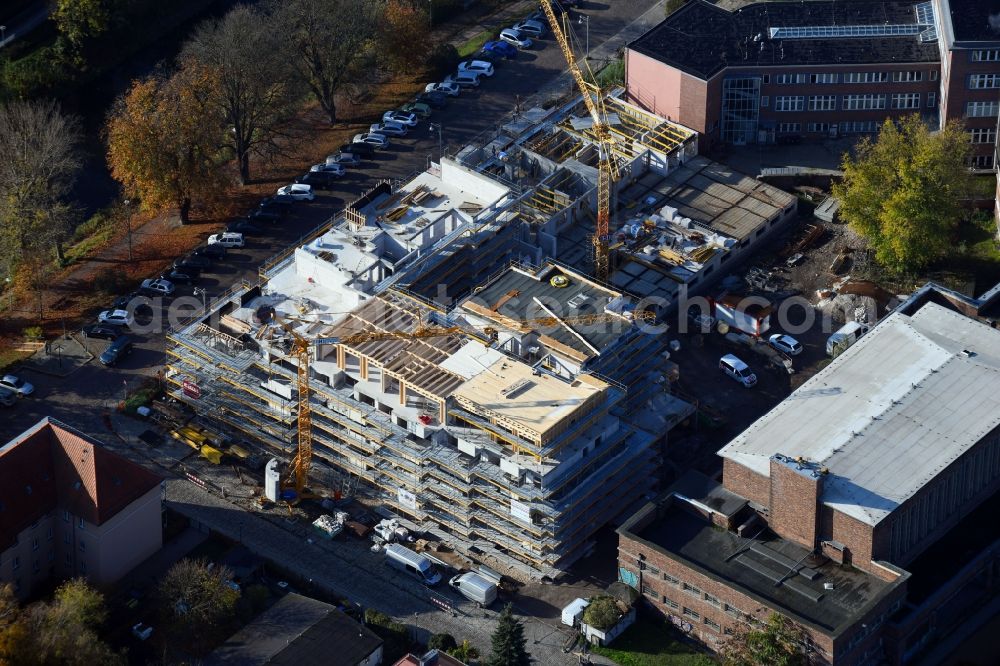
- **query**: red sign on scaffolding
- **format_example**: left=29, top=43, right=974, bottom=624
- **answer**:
left=182, top=380, right=201, bottom=399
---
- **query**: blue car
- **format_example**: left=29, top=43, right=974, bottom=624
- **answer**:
left=481, top=40, right=518, bottom=60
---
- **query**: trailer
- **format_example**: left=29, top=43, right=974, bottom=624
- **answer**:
left=713, top=293, right=772, bottom=337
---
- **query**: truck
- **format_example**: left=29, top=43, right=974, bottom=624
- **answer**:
left=826, top=321, right=870, bottom=357
left=713, top=293, right=772, bottom=337
left=449, top=571, right=498, bottom=607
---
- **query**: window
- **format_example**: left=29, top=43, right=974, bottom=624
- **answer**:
left=663, top=572, right=679, bottom=585
left=842, top=121, right=880, bottom=134
left=966, top=101, right=1000, bottom=117
left=724, top=627, right=735, bottom=636
left=774, top=96, right=804, bottom=112
left=972, top=49, right=1000, bottom=62
left=646, top=565, right=661, bottom=576
left=808, top=95, right=836, bottom=111
left=724, top=603, right=741, bottom=618
left=760, top=96, right=769, bottom=107
left=46, top=527, right=52, bottom=541
left=63, top=510, right=70, bottom=522
left=31, top=538, right=38, bottom=552
left=762, top=74, right=770, bottom=84
left=704, top=593, right=721, bottom=608
left=662, top=596, right=679, bottom=609
left=843, top=94, right=886, bottom=110
left=844, top=71, right=889, bottom=84
left=970, top=74, right=1000, bottom=89
left=641, top=583, right=657, bottom=598
left=969, top=154, right=995, bottom=168
left=892, top=70, right=923, bottom=82
left=683, top=607, right=700, bottom=620
left=807, top=122, right=832, bottom=133
left=969, top=128, right=996, bottom=144
left=928, top=91, right=936, bottom=108
left=892, top=93, right=921, bottom=109
left=930, top=70, right=938, bottom=81
left=79, top=540, right=85, bottom=552
left=810, top=73, right=837, bottom=84
left=704, top=618, right=721, bottom=631
left=78, top=518, right=84, bottom=529
left=682, top=582, right=702, bottom=597
left=775, top=73, right=807, bottom=84
left=777, top=122, right=800, bottom=133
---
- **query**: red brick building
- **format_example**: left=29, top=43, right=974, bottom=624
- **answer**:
left=618, top=285, right=1000, bottom=665
left=625, top=0, right=1000, bottom=171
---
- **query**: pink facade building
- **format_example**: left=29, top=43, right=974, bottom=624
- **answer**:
left=626, top=0, right=1000, bottom=171
left=0, top=418, right=162, bottom=599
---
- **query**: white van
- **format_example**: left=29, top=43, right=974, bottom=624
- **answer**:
left=384, top=544, right=442, bottom=586
left=449, top=572, right=498, bottom=607
left=719, top=354, right=757, bottom=388
left=445, top=71, right=481, bottom=88
left=826, top=321, right=870, bottom=357
left=208, top=232, right=245, bottom=248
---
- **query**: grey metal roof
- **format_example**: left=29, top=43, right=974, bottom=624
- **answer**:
left=629, top=0, right=941, bottom=80
left=719, top=301, right=1000, bottom=526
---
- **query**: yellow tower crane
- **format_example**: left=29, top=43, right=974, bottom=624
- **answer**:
left=540, top=0, right=619, bottom=281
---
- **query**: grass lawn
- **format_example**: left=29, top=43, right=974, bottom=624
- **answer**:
left=592, top=613, right=717, bottom=666
left=457, top=27, right=496, bottom=58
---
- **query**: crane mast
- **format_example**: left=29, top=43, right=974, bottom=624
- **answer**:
left=540, top=0, right=618, bottom=281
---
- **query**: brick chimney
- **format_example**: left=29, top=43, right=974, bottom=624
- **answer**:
left=768, top=453, right=825, bottom=549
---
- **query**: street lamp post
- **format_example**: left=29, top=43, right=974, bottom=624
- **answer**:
left=579, top=15, right=590, bottom=59
left=193, top=287, right=207, bottom=312
left=429, top=123, right=443, bottom=161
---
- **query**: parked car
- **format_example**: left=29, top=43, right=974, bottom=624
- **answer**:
left=513, top=19, right=546, bottom=38
left=82, top=324, right=120, bottom=340
left=174, top=255, right=212, bottom=272
left=248, top=209, right=280, bottom=225
left=383, top=110, right=419, bottom=126
left=297, top=171, right=338, bottom=188
left=370, top=121, right=408, bottom=136
left=192, top=244, right=227, bottom=261
left=130, top=622, right=153, bottom=641
left=0, top=386, right=15, bottom=407
left=444, top=72, right=481, bottom=89
left=768, top=333, right=803, bottom=356
left=353, top=132, right=390, bottom=149
left=227, top=218, right=263, bottom=234
left=0, top=375, right=34, bottom=397
left=98, top=309, right=133, bottom=328
left=400, top=101, right=432, bottom=118
left=208, top=232, right=245, bottom=248
left=139, top=278, right=175, bottom=296
left=499, top=28, right=533, bottom=49
left=340, top=141, right=377, bottom=156
left=276, top=183, right=316, bottom=201
left=161, top=268, right=199, bottom=285
left=458, top=60, right=495, bottom=77
left=313, top=159, right=349, bottom=173
left=719, top=354, right=757, bottom=388
left=425, top=81, right=460, bottom=97
left=325, top=152, right=361, bottom=168
left=259, top=195, right=294, bottom=209
left=481, top=40, right=518, bottom=59
left=415, top=91, right=448, bottom=108
left=99, top=335, right=133, bottom=367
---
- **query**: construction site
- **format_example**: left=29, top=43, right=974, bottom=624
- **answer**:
left=163, top=11, right=801, bottom=577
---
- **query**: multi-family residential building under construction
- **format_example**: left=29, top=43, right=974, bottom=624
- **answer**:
left=165, top=90, right=798, bottom=579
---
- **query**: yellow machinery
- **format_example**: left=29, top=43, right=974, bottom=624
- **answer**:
left=540, top=0, right=619, bottom=281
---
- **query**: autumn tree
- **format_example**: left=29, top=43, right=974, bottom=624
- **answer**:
left=106, top=65, right=224, bottom=223
left=0, top=100, right=82, bottom=267
left=487, top=604, right=531, bottom=666
left=721, top=613, right=808, bottom=666
left=181, top=5, right=300, bottom=185
left=274, top=0, right=382, bottom=124
left=833, top=115, right=972, bottom=274
left=53, top=0, right=111, bottom=62
left=379, top=0, right=428, bottom=74
left=158, top=559, right=240, bottom=639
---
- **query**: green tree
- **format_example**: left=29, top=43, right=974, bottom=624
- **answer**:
left=0, top=99, right=82, bottom=267
left=487, top=603, right=530, bottom=666
left=721, top=613, right=808, bottom=666
left=53, top=0, right=111, bottom=50
left=448, top=639, right=480, bottom=662
left=428, top=632, right=457, bottom=651
left=158, top=559, right=240, bottom=638
left=581, top=596, right=622, bottom=631
left=833, top=115, right=972, bottom=273
left=273, top=0, right=382, bottom=124
left=106, top=64, right=225, bottom=223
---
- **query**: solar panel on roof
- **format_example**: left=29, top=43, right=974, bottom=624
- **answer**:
left=768, top=24, right=922, bottom=40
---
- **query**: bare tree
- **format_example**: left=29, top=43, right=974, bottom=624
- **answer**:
left=273, top=0, right=382, bottom=124
left=0, top=100, right=82, bottom=266
left=181, top=5, right=300, bottom=185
